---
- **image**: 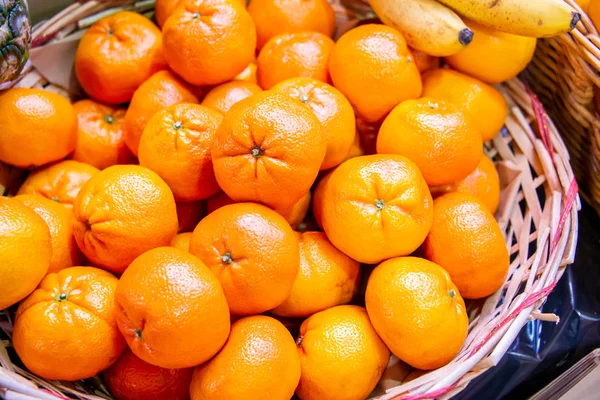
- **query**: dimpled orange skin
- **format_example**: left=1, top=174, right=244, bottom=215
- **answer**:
left=430, top=155, right=501, bottom=214
left=311, top=170, right=332, bottom=229
left=17, top=160, right=100, bottom=207
left=170, top=232, right=193, bottom=251
left=104, top=349, right=193, bottom=400
left=424, top=193, right=509, bottom=299
left=138, top=103, right=223, bottom=202
left=189, top=203, right=300, bottom=315
left=72, top=165, right=178, bottom=273
left=248, top=0, right=335, bottom=50
left=0, top=88, right=77, bottom=168
left=13, top=267, right=126, bottom=380
left=296, top=305, right=390, bottom=400
left=201, top=81, right=263, bottom=114
left=211, top=91, right=325, bottom=210
left=74, top=11, right=167, bottom=105
left=157, top=0, right=247, bottom=27
left=421, top=69, right=508, bottom=142
left=190, top=315, right=301, bottom=400
left=271, top=77, right=356, bottom=170
left=72, top=100, right=135, bottom=170
left=162, top=0, right=256, bottom=86
left=0, top=197, right=51, bottom=310
left=207, top=190, right=311, bottom=229
left=14, top=195, right=84, bottom=274
left=445, top=20, right=537, bottom=84
left=176, top=200, right=206, bottom=232
left=321, top=155, right=433, bottom=264
left=377, top=98, right=483, bottom=186
left=115, top=247, right=230, bottom=369
left=271, top=232, right=360, bottom=318
left=365, top=257, right=468, bottom=370
left=124, top=70, right=199, bottom=156
left=329, top=25, right=422, bottom=123
left=257, top=32, right=335, bottom=90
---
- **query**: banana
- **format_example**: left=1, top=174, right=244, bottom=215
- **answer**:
left=437, top=0, right=581, bottom=38
left=368, top=0, right=473, bottom=57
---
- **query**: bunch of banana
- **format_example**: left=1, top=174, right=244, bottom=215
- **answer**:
left=369, top=0, right=580, bottom=56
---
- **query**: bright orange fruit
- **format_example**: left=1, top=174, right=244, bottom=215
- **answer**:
left=211, top=91, right=325, bottom=210
left=321, top=155, right=433, bottom=264
left=376, top=97, right=483, bottom=186
left=257, top=32, right=335, bottom=90
left=115, top=247, right=230, bottom=368
left=13, top=267, right=126, bottom=380
left=74, top=11, right=167, bottom=104
left=189, top=203, right=300, bottom=315
left=329, top=24, right=422, bottom=123
left=366, top=257, right=468, bottom=370
left=271, top=77, right=356, bottom=170
left=138, top=103, right=223, bottom=201
left=201, top=81, right=262, bottom=114
left=424, top=193, right=509, bottom=299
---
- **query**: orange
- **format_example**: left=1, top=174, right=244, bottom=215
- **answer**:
left=271, top=232, right=360, bottom=317
left=365, top=257, right=468, bottom=370
left=411, top=48, right=440, bottom=74
left=170, top=232, right=193, bottom=251
left=124, top=70, right=199, bottom=156
left=190, top=315, right=300, bottom=400
left=321, top=155, right=433, bottom=264
left=271, top=77, right=355, bottom=170
left=430, top=155, right=501, bottom=214
left=576, top=0, right=590, bottom=13
left=421, top=68, right=507, bottom=141
left=0, top=88, right=77, bottom=168
left=311, top=170, right=332, bottom=229
left=248, top=0, right=335, bottom=50
left=162, top=0, right=256, bottom=86
left=590, top=0, right=600, bottom=27
left=189, top=202, right=300, bottom=315
left=74, top=11, right=167, bottom=104
left=104, top=348, right=193, bottom=400
left=207, top=190, right=311, bottom=229
left=115, top=247, right=230, bottom=368
left=329, top=24, right=422, bottom=123
left=17, top=160, right=100, bottom=207
left=156, top=0, right=248, bottom=27
left=176, top=200, right=206, bottom=232
left=201, top=81, right=263, bottom=114
left=211, top=91, right=325, bottom=210
left=234, top=61, right=258, bottom=84
left=14, top=195, right=83, bottom=274
left=295, top=305, right=390, bottom=400
left=72, top=100, right=135, bottom=170
left=257, top=32, right=335, bottom=90
left=73, top=165, right=178, bottom=273
left=13, top=267, right=126, bottom=380
left=0, top=197, right=51, bottom=310
left=138, top=103, right=223, bottom=201
left=424, top=193, right=509, bottom=299
left=445, top=20, right=537, bottom=84
left=377, top=97, right=483, bottom=186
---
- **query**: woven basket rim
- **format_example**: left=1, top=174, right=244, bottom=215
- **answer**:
left=0, top=1, right=581, bottom=399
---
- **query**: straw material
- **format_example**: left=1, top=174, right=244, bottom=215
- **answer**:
left=0, top=1, right=580, bottom=399
left=522, top=0, right=600, bottom=215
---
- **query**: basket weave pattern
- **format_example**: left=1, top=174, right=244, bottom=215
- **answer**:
left=0, top=1, right=580, bottom=399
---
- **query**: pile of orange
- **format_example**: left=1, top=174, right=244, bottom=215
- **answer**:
left=0, top=0, right=527, bottom=398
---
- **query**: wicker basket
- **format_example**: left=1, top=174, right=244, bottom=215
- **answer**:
left=523, top=0, right=600, bottom=215
left=0, top=1, right=580, bottom=399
